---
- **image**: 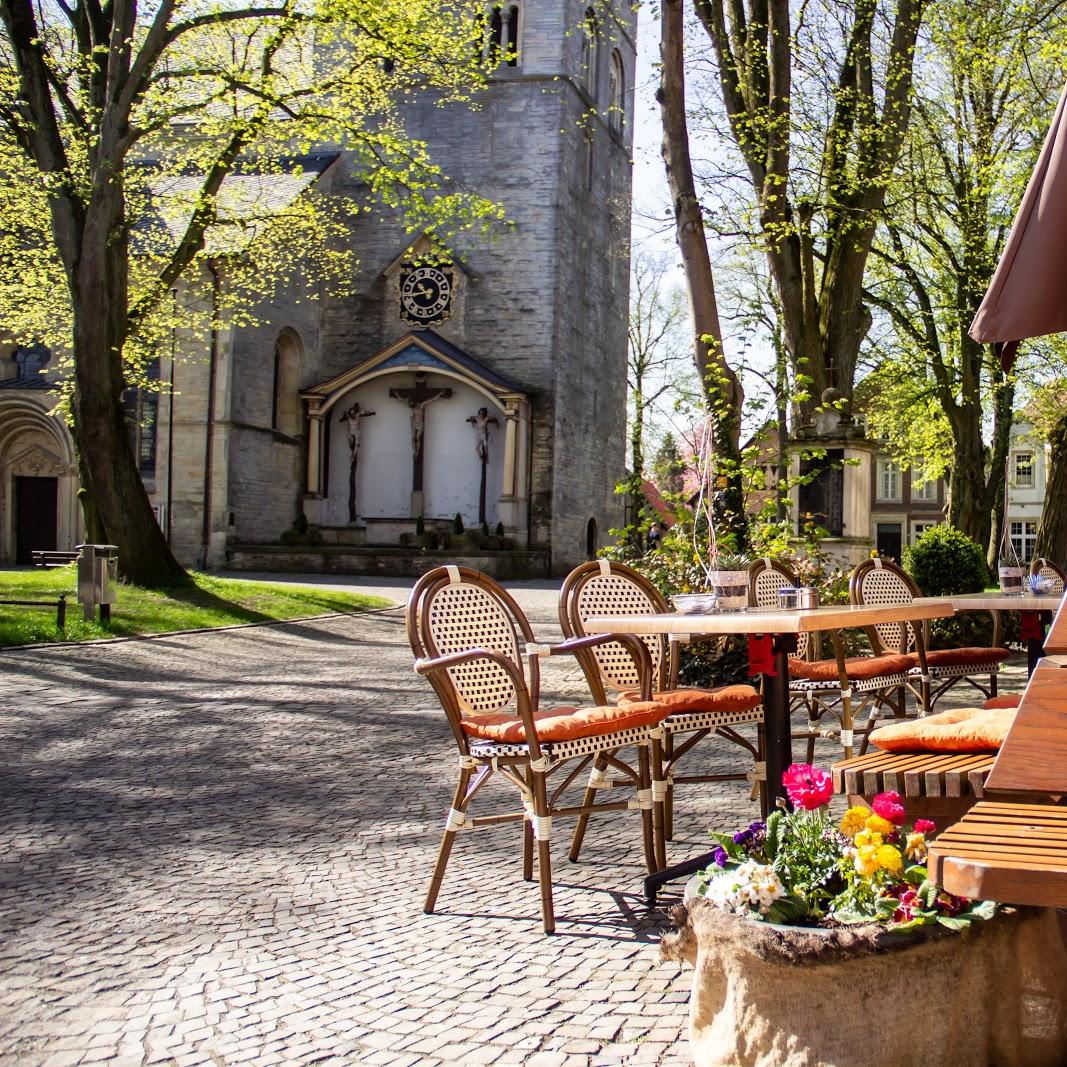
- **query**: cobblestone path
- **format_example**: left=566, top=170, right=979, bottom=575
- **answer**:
left=0, top=587, right=1026, bottom=1066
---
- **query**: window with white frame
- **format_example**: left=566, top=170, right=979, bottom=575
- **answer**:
left=911, top=520, right=940, bottom=544
left=484, top=3, right=520, bottom=67
left=1013, top=450, right=1035, bottom=489
left=1010, top=520, right=1038, bottom=563
left=910, top=469, right=937, bottom=501
left=608, top=49, right=624, bottom=132
left=876, top=457, right=901, bottom=502
left=581, top=8, right=599, bottom=98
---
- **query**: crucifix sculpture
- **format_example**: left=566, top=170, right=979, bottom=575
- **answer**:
left=389, top=373, right=452, bottom=513
left=466, top=406, right=499, bottom=525
left=340, top=402, right=376, bottom=522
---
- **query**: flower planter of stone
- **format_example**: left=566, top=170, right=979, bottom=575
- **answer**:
left=660, top=897, right=1067, bottom=1067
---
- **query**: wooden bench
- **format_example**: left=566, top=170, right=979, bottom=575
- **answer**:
left=832, top=750, right=996, bottom=823
left=31, top=550, right=80, bottom=568
left=927, top=597, right=1067, bottom=906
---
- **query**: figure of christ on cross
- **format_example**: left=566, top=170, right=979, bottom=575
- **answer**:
left=340, top=402, right=376, bottom=522
left=466, top=406, right=499, bottom=525
left=388, top=373, right=453, bottom=503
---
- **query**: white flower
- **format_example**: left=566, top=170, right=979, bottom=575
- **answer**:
left=702, top=861, right=785, bottom=916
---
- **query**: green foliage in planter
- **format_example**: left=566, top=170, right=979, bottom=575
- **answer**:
left=453, top=512, right=465, bottom=535
left=415, top=514, right=425, bottom=536
left=494, top=521, right=505, bottom=537
left=904, top=526, right=989, bottom=595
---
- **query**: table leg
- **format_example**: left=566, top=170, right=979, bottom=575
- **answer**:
left=762, top=635, right=796, bottom=809
left=641, top=631, right=795, bottom=906
left=1021, top=611, right=1051, bottom=677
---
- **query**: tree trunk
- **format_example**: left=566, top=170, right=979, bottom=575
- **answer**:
left=72, top=189, right=187, bottom=587
left=1037, top=413, right=1067, bottom=566
left=659, top=0, right=747, bottom=549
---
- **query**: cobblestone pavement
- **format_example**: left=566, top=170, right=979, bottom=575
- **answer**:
left=0, top=581, right=1027, bottom=1066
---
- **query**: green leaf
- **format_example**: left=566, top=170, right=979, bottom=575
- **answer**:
left=765, top=810, right=783, bottom=860
left=764, top=896, right=808, bottom=925
left=904, top=864, right=927, bottom=885
left=937, top=915, right=971, bottom=931
left=917, top=880, right=938, bottom=907
left=965, top=899, right=998, bottom=922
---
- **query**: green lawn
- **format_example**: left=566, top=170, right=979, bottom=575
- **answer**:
left=0, top=567, right=392, bottom=647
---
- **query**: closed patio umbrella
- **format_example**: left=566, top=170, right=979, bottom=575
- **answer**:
left=970, top=80, right=1067, bottom=370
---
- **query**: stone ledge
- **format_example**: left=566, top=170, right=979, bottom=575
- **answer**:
left=225, top=544, right=551, bottom=579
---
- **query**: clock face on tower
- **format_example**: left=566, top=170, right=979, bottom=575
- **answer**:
left=398, top=264, right=454, bottom=325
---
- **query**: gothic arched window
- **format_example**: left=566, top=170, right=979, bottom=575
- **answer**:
left=609, top=49, right=624, bottom=132
left=272, top=328, right=304, bottom=438
left=485, top=2, right=520, bottom=68
left=581, top=8, right=599, bottom=98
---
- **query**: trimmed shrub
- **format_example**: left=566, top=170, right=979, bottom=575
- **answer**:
left=904, top=526, right=989, bottom=596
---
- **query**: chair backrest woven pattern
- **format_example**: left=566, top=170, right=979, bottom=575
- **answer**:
left=575, top=573, right=662, bottom=692
left=857, top=565, right=915, bottom=652
left=750, top=560, right=809, bottom=658
left=1033, top=559, right=1066, bottom=594
left=425, top=580, right=522, bottom=714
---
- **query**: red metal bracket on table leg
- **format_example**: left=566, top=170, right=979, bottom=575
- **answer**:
left=1020, top=611, right=1045, bottom=641
left=748, top=634, right=775, bottom=677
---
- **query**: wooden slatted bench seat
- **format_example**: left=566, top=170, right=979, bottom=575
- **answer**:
left=31, top=550, right=79, bottom=568
left=927, top=801, right=1067, bottom=907
left=832, top=750, right=996, bottom=823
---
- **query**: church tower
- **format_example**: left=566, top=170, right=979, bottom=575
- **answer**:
left=155, top=1, right=637, bottom=575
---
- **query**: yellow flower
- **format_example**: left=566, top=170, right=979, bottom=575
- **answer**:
left=854, top=829, right=884, bottom=850
left=840, top=806, right=870, bottom=838
left=877, top=845, right=903, bottom=873
left=864, top=814, right=895, bottom=836
left=855, top=845, right=881, bottom=876
left=905, top=832, right=927, bottom=862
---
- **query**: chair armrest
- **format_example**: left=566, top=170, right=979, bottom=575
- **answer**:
left=527, top=633, right=655, bottom=701
left=414, top=647, right=527, bottom=693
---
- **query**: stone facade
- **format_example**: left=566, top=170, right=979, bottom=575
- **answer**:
left=0, top=1, right=636, bottom=577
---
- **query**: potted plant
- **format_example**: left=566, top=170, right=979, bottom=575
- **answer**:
left=447, top=512, right=472, bottom=550
left=661, top=763, right=1067, bottom=1066
left=705, top=551, right=750, bottom=612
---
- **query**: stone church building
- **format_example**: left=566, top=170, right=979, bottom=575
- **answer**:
left=0, top=1, right=636, bottom=576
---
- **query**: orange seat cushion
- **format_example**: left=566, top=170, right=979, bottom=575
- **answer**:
left=460, top=700, right=669, bottom=744
left=907, top=646, right=1011, bottom=668
left=870, top=707, right=1016, bottom=753
left=984, top=693, right=1021, bottom=709
left=788, top=653, right=912, bottom=683
left=617, top=684, right=761, bottom=713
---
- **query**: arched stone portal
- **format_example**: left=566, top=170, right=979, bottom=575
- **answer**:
left=301, top=331, right=530, bottom=544
left=0, top=394, right=81, bottom=564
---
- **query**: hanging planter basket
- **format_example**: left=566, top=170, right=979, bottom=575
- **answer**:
left=661, top=897, right=1067, bottom=1067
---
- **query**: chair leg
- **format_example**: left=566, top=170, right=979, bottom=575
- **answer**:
left=840, top=692, right=854, bottom=759
left=664, top=732, right=675, bottom=841
left=649, top=731, right=667, bottom=872
left=531, top=769, right=555, bottom=935
left=424, top=765, right=472, bottom=915
left=636, top=743, right=656, bottom=875
left=805, top=696, right=818, bottom=764
left=568, top=753, right=607, bottom=863
left=523, top=817, right=534, bottom=881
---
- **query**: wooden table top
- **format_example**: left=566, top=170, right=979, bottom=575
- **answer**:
left=1045, top=595, right=1067, bottom=656
left=913, top=591, right=1064, bottom=612
left=984, top=657, right=1067, bottom=795
left=584, top=601, right=952, bottom=636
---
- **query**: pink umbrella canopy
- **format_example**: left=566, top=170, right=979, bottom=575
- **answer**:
left=970, top=80, right=1067, bottom=370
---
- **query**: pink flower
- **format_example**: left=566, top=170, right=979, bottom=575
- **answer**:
left=781, top=763, right=833, bottom=811
left=872, top=791, right=906, bottom=826
left=913, top=818, right=937, bottom=835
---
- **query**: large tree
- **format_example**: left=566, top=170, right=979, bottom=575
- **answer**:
left=0, top=0, right=499, bottom=584
left=692, top=0, right=926, bottom=413
left=861, top=0, right=1065, bottom=555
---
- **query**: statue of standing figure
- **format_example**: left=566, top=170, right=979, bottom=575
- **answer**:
left=340, top=401, right=375, bottom=523
left=466, top=406, right=499, bottom=525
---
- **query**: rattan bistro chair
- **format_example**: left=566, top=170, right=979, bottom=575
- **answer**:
left=747, top=558, right=913, bottom=760
left=1030, top=557, right=1066, bottom=594
left=850, top=557, right=1010, bottom=712
left=559, top=561, right=764, bottom=855
left=406, top=565, right=673, bottom=935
